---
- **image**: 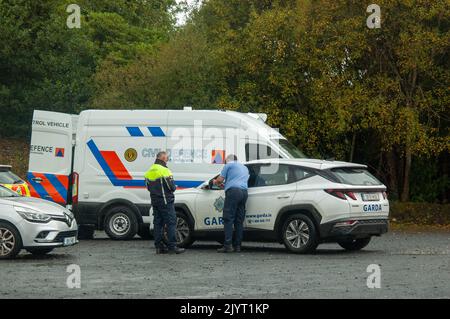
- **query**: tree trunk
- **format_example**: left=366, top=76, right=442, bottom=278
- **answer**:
left=349, top=132, right=356, bottom=162
left=400, top=147, right=412, bottom=202
left=386, top=150, right=399, bottom=200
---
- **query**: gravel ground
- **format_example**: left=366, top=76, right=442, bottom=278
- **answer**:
left=0, top=231, right=449, bottom=299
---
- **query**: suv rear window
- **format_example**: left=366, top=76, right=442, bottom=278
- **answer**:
left=0, top=170, right=23, bottom=184
left=330, top=167, right=381, bottom=186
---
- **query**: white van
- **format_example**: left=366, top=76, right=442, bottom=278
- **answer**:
left=27, top=108, right=306, bottom=239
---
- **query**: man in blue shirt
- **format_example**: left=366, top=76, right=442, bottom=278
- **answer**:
left=212, top=154, right=249, bottom=253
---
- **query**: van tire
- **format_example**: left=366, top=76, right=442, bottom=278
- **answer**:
left=0, top=222, right=22, bottom=259
left=338, top=237, right=371, bottom=251
left=104, top=206, right=138, bottom=240
left=281, top=214, right=319, bottom=254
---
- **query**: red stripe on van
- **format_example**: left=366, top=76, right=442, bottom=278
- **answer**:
left=100, top=151, right=133, bottom=180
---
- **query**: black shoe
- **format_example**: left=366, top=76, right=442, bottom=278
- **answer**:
left=233, top=246, right=241, bottom=252
left=168, top=247, right=185, bottom=254
left=217, top=246, right=233, bottom=253
left=156, top=247, right=169, bottom=254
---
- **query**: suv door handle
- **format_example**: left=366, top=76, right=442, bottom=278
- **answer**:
left=277, top=194, right=290, bottom=199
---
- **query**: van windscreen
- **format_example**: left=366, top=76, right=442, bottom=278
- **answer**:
left=276, top=139, right=306, bottom=158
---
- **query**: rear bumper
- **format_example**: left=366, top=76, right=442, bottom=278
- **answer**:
left=320, top=218, right=389, bottom=240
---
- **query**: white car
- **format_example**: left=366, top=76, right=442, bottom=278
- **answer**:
left=152, top=159, right=389, bottom=253
left=0, top=185, right=78, bottom=259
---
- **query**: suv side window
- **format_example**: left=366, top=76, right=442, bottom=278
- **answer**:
left=245, top=143, right=280, bottom=161
left=247, top=164, right=290, bottom=188
left=291, top=166, right=315, bottom=182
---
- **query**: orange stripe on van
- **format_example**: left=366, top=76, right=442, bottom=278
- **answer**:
left=33, top=173, right=66, bottom=204
left=100, top=151, right=133, bottom=180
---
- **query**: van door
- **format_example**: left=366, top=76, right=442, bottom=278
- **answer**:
left=28, top=110, right=76, bottom=205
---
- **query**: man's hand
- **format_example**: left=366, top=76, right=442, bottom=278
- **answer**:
left=213, top=176, right=225, bottom=186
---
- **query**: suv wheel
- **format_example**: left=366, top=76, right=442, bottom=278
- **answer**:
left=104, top=206, right=138, bottom=240
left=0, top=222, right=22, bottom=259
left=281, top=214, right=318, bottom=254
left=338, top=237, right=371, bottom=251
left=163, top=211, right=195, bottom=248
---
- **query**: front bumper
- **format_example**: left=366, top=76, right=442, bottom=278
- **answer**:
left=17, top=218, right=79, bottom=249
left=320, top=218, right=389, bottom=240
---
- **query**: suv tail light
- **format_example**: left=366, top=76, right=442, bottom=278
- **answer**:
left=325, top=189, right=357, bottom=200
left=382, top=191, right=388, bottom=200
left=72, top=172, right=79, bottom=205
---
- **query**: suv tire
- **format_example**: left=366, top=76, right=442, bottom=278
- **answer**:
left=163, top=210, right=195, bottom=248
left=338, top=237, right=371, bottom=251
left=281, top=214, right=319, bottom=254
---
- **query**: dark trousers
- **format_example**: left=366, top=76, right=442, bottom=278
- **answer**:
left=153, top=202, right=177, bottom=250
left=223, top=188, right=248, bottom=247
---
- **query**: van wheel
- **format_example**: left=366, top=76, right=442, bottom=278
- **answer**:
left=0, top=222, right=22, bottom=259
left=281, top=214, right=318, bottom=254
left=104, top=206, right=138, bottom=240
left=164, top=211, right=195, bottom=248
left=26, top=248, right=54, bottom=255
left=338, top=237, right=371, bottom=251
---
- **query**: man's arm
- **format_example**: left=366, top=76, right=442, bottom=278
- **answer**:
left=213, top=175, right=225, bottom=185
left=213, top=164, right=228, bottom=186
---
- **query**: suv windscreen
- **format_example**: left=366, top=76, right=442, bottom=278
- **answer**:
left=0, top=170, right=23, bottom=184
left=276, top=139, right=306, bottom=158
left=330, top=167, right=382, bottom=186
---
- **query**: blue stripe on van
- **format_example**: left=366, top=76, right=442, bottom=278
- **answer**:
left=126, top=127, right=144, bottom=137
left=27, top=172, right=51, bottom=201
left=148, top=127, right=165, bottom=137
left=87, top=139, right=202, bottom=189
left=44, top=173, right=68, bottom=202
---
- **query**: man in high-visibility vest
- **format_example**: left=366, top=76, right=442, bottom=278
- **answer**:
left=144, top=151, right=185, bottom=254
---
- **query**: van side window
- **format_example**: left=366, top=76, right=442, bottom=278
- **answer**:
left=245, top=143, right=280, bottom=161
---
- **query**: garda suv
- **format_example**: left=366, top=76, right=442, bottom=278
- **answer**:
left=0, top=185, right=78, bottom=259
left=152, top=159, right=389, bottom=253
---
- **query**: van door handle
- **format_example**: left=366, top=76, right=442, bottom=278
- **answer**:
left=31, top=177, right=43, bottom=183
left=277, top=194, right=290, bottom=199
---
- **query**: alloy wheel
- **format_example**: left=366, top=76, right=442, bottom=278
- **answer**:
left=285, top=219, right=310, bottom=248
left=0, top=227, right=16, bottom=257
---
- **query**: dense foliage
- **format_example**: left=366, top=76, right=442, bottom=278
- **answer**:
left=0, top=0, right=449, bottom=202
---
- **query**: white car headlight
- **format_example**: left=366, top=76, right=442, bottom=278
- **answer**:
left=14, top=206, right=51, bottom=223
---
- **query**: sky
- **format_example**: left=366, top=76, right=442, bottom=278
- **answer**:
left=175, top=0, right=202, bottom=25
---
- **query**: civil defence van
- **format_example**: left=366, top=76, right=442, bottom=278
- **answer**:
left=27, top=108, right=306, bottom=239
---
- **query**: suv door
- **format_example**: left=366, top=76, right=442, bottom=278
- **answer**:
left=245, top=164, right=296, bottom=230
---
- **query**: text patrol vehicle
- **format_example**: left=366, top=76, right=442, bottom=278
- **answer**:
left=27, top=108, right=305, bottom=239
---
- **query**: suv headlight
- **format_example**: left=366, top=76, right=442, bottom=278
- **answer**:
left=14, top=206, right=51, bottom=223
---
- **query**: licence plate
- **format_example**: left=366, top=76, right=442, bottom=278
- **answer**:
left=362, top=193, right=380, bottom=201
left=63, top=236, right=76, bottom=246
